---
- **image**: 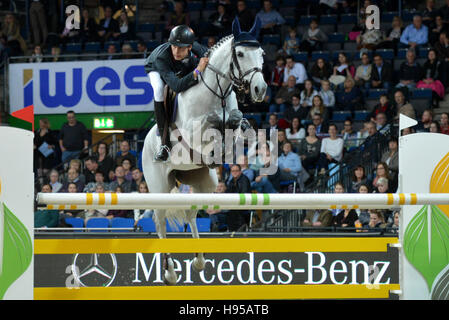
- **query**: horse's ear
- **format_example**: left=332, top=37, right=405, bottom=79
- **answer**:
left=232, top=17, right=241, bottom=38
left=249, top=16, right=261, bottom=39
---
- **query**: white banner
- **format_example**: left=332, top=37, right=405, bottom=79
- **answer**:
left=9, top=59, right=154, bottom=114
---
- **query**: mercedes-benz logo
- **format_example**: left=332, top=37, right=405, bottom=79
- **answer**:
left=71, top=254, right=118, bottom=287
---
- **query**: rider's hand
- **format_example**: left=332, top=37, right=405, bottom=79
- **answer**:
left=197, top=57, right=209, bottom=73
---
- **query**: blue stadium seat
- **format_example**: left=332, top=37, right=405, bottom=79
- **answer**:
left=111, top=218, right=135, bottom=232
left=285, top=17, right=296, bottom=27
left=65, top=217, right=84, bottom=232
left=244, top=113, right=262, bottom=127
left=311, top=51, right=330, bottom=61
left=397, top=48, right=407, bottom=58
left=65, top=43, right=81, bottom=53
left=411, top=88, right=432, bottom=98
left=105, top=41, right=120, bottom=51
left=376, top=49, right=394, bottom=60
left=138, top=23, right=156, bottom=33
left=146, top=40, right=159, bottom=50
left=292, top=52, right=308, bottom=62
left=332, top=111, right=352, bottom=121
left=354, top=110, right=370, bottom=121
left=367, top=89, right=388, bottom=99
left=319, top=14, right=337, bottom=24
left=166, top=220, right=185, bottom=232
left=186, top=1, right=203, bottom=11
left=340, top=14, right=357, bottom=24
left=299, top=15, right=317, bottom=26
left=86, top=218, right=109, bottom=230
left=246, top=0, right=261, bottom=9
left=418, top=47, right=431, bottom=58
left=186, top=218, right=211, bottom=232
left=84, top=42, right=100, bottom=53
left=328, top=33, right=345, bottom=44
left=262, top=34, right=281, bottom=46
left=128, top=40, right=139, bottom=51
left=381, top=12, right=398, bottom=22
left=137, top=218, right=156, bottom=232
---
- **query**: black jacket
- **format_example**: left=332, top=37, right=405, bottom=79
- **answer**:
left=226, top=174, right=251, bottom=194
left=144, top=41, right=207, bottom=93
left=370, top=62, right=393, bottom=83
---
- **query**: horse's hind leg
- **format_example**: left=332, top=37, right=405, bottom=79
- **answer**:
left=186, top=209, right=206, bottom=272
left=153, top=209, right=177, bottom=285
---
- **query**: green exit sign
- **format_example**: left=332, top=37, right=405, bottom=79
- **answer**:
left=93, top=117, right=114, bottom=129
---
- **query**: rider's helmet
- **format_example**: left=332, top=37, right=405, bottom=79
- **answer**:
left=168, top=25, right=195, bottom=47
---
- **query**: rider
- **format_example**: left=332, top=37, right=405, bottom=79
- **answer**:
left=145, top=25, right=209, bottom=162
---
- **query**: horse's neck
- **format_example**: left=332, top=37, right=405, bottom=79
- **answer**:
left=201, top=40, right=233, bottom=98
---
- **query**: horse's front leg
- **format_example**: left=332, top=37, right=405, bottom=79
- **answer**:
left=155, top=209, right=177, bottom=285
left=187, top=210, right=206, bottom=272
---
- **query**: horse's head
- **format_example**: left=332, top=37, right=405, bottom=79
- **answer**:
left=231, top=17, right=267, bottom=103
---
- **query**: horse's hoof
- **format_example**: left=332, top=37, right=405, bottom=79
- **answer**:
left=163, top=270, right=177, bottom=285
left=192, top=256, right=206, bottom=272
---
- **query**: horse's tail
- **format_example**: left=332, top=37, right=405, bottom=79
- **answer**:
left=163, top=186, right=190, bottom=231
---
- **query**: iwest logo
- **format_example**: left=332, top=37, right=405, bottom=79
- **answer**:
left=23, top=64, right=153, bottom=109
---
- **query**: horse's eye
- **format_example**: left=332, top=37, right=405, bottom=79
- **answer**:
left=237, top=52, right=244, bottom=58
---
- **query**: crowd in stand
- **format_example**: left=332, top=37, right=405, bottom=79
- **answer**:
left=5, top=0, right=449, bottom=232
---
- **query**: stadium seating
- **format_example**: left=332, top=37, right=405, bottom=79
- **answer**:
left=137, top=218, right=157, bottom=232
left=111, top=218, right=135, bottom=232
left=186, top=218, right=212, bottom=232
left=65, top=217, right=84, bottom=232
left=86, top=218, right=110, bottom=230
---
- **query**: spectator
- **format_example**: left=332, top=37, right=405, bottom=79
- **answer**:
left=358, top=120, right=371, bottom=141
left=137, top=41, right=150, bottom=58
left=276, top=129, right=288, bottom=153
left=251, top=149, right=280, bottom=193
left=386, top=210, right=400, bottom=232
left=370, top=54, right=393, bottom=90
left=208, top=3, right=232, bottom=38
left=298, top=123, right=322, bottom=170
left=318, top=124, right=344, bottom=174
left=330, top=182, right=345, bottom=217
left=47, top=46, right=61, bottom=62
left=118, top=10, right=136, bottom=42
left=302, top=209, right=333, bottom=229
left=423, top=0, right=438, bottom=28
left=80, top=8, right=99, bottom=43
left=266, top=113, right=280, bottom=140
left=84, top=156, right=101, bottom=184
left=369, top=94, right=395, bottom=122
left=440, top=112, right=449, bottom=134
left=256, top=0, right=286, bottom=36
left=439, top=0, right=449, bottom=25
left=401, top=127, right=415, bottom=136
left=381, top=137, right=399, bottom=178
left=166, top=0, right=190, bottom=34
left=399, top=15, right=429, bottom=50
left=415, top=109, right=433, bottom=132
left=29, top=45, right=43, bottom=63
left=283, top=94, right=309, bottom=122
left=109, top=166, right=132, bottom=193
left=59, top=111, right=89, bottom=165
left=48, top=169, right=63, bottom=193
left=300, top=80, right=319, bottom=109
left=393, top=90, right=416, bottom=120
left=335, top=77, right=363, bottom=113
left=283, top=55, right=308, bottom=88
left=333, top=209, right=358, bottom=229
left=308, top=94, right=328, bottom=122
left=85, top=183, right=109, bottom=222
left=430, top=120, right=441, bottom=133
left=116, top=140, right=137, bottom=168
left=373, top=177, right=392, bottom=194
left=133, top=181, right=154, bottom=222
left=0, top=13, right=27, bottom=55
left=34, top=118, right=57, bottom=178
left=121, top=43, right=135, bottom=59
left=282, top=27, right=300, bottom=55
left=375, top=112, right=391, bottom=135
left=349, top=165, right=368, bottom=193
left=107, top=186, right=133, bottom=219
left=60, top=10, right=80, bottom=45
left=330, top=53, right=355, bottom=90
left=376, top=16, right=404, bottom=52
left=67, top=158, right=85, bottom=185
left=363, top=210, right=386, bottom=231
left=312, top=113, right=329, bottom=137
left=417, top=49, right=445, bottom=101
left=207, top=36, right=216, bottom=48
left=299, top=19, right=328, bottom=55
left=105, top=43, right=119, bottom=60
left=98, top=6, right=120, bottom=42
left=96, top=142, right=114, bottom=182
left=62, top=168, right=85, bottom=193
left=235, top=0, right=254, bottom=32
left=341, top=118, right=360, bottom=151
left=356, top=21, right=383, bottom=52
left=35, top=184, right=59, bottom=228
left=226, top=164, right=251, bottom=231
left=372, top=162, right=396, bottom=192
left=206, top=182, right=229, bottom=232
left=355, top=183, right=371, bottom=226
left=286, top=117, right=305, bottom=141
left=130, top=167, right=145, bottom=192
left=430, top=15, right=447, bottom=46
left=278, top=141, right=302, bottom=183
left=270, top=56, right=285, bottom=88
left=270, top=75, right=300, bottom=113
left=29, top=0, right=48, bottom=47
left=354, top=53, right=372, bottom=89
left=433, top=31, right=449, bottom=86
left=83, top=171, right=109, bottom=193
left=121, top=158, right=133, bottom=181
left=311, top=59, right=332, bottom=87
left=319, top=80, right=335, bottom=109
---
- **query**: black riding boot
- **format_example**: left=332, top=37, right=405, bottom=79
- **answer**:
left=154, top=101, right=171, bottom=162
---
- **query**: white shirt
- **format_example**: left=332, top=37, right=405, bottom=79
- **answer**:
left=320, top=137, right=344, bottom=162
left=286, top=128, right=306, bottom=140
left=283, top=62, right=308, bottom=84
left=300, top=90, right=318, bottom=107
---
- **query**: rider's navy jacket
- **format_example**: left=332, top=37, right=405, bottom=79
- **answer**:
left=145, top=41, right=207, bottom=93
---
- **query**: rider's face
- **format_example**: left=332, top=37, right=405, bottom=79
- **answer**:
left=171, top=45, right=192, bottom=61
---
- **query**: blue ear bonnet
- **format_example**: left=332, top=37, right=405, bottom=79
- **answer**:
left=232, top=17, right=261, bottom=47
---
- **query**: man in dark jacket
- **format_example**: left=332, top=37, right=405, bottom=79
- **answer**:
left=145, top=25, right=209, bottom=161
left=226, top=164, right=251, bottom=231
left=370, top=54, right=393, bottom=90
left=59, top=111, right=89, bottom=164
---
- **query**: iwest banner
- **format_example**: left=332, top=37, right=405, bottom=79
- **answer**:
left=9, top=59, right=154, bottom=115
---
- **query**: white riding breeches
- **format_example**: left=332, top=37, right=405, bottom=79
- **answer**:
left=148, top=71, right=165, bottom=102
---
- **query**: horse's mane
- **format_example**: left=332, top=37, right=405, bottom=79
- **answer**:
left=204, top=34, right=234, bottom=59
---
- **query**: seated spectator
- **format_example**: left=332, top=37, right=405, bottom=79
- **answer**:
left=300, top=80, right=319, bottom=109
left=415, top=109, right=433, bottom=132
left=354, top=53, right=372, bottom=89
left=121, top=43, right=135, bottom=59
left=375, top=112, right=391, bottom=135
left=105, top=43, right=119, bottom=60
left=397, top=49, right=423, bottom=90
left=85, top=183, right=109, bottom=222
left=251, top=149, right=280, bottom=193
left=60, top=10, right=80, bottom=45
left=265, top=113, right=280, bottom=140
left=332, top=53, right=356, bottom=81
left=349, top=165, right=368, bottom=193
left=373, top=162, right=397, bottom=192
left=312, top=113, right=329, bottom=137
left=358, top=121, right=371, bottom=141
left=368, top=94, right=395, bottom=122
left=29, top=45, right=43, bottom=63
left=35, top=184, right=59, bottom=228
left=284, top=94, right=310, bottom=122
left=47, top=46, right=61, bottom=62
left=311, top=59, right=332, bottom=87
left=286, top=117, right=305, bottom=141
left=207, top=182, right=229, bottom=232
left=356, top=21, right=383, bottom=52
left=399, top=14, right=429, bottom=50
left=208, top=3, right=232, bottom=38
left=80, top=8, right=99, bottom=43
left=430, top=120, right=441, bottom=133
left=355, top=183, right=371, bottom=226
left=376, top=16, right=404, bottom=52
left=386, top=210, right=400, bottom=232
left=317, top=124, right=344, bottom=174
left=417, top=49, right=445, bottom=101
left=381, top=137, right=399, bottom=178
left=96, top=142, right=114, bottom=182
left=401, top=127, right=415, bottom=136
left=341, top=118, right=360, bottom=151
left=133, top=181, right=154, bottom=222
left=48, top=169, right=63, bottom=193
left=308, top=94, right=328, bottom=122
left=319, top=80, right=335, bottom=109
left=83, top=156, right=101, bottom=184
left=0, top=13, right=27, bottom=56
left=137, top=41, right=150, bottom=58
left=121, top=159, right=133, bottom=181
left=235, top=0, right=254, bottom=32
left=130, top=167, right=145, bottom=192
left=440, top=112, right=449, bottom=134
left=60, top=183, right=86, bottom=221
left=278, top=141, right=303, bottom=183
left=373, top=177, right=392, bottom=194
left=226, top=164, right=251, bottom=231
left=230, top=154, right=255, bottom=183
left=299, top=19, right=328, bottom=55
left=281, top=27, right=300, bottom=55
left=363, top=210, right=386, bottom=231
left=249, top=141, right=273, bottom=172
left=109, top=165, right=132, bottom=193
left=62, top=167, right=85, bottom=192
left=330, top=182, right=345, bottom=217
left=430, top=15, right=447, bottom=46
left=118, top=10, right=136, bottom=42
left=270, top=75, right=300, bottom=113
left=165, top=0, right=190, bottom=37
left=68, top=159, right=86, bottom=185
left=422, top=0, right=437, bottom=28
left=283, top=55, right=308, bottom=89
left=336, top=78, right=362, bottom=113
left=302, top=209, right=333, bottom=229
left=276, top=129, right=288, bottom=154
left=107, top=186, right=133, bottom=219
left=83, top=170, right=109, bottom=193
left=333, top=209, right=358, bottom=229
left=270, top=56, right=285, bottom=89
left=256, top=0, right=286, bottom=36
left=298, top=123, right=322, bottom=170
left=370, top=54, right=393, bottom=90
left=98, top=6, right=120, bottom=42
left=116, top=140, right=137, bottom=168
left=393, top=90, right=416, bottom=120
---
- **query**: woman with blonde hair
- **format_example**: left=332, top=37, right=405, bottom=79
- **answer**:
left=134, top=181, right=154, bottom=223
left=1, top=13, right=27, bottom=55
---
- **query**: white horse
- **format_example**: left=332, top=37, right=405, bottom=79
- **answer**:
left=142, top=18, right=267, bottom=285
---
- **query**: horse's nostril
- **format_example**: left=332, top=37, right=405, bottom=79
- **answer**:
left=254, top=86, right=259, bottom=94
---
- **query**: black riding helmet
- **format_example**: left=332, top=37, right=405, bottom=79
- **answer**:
left=168, top=25, right=195, bottom=47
